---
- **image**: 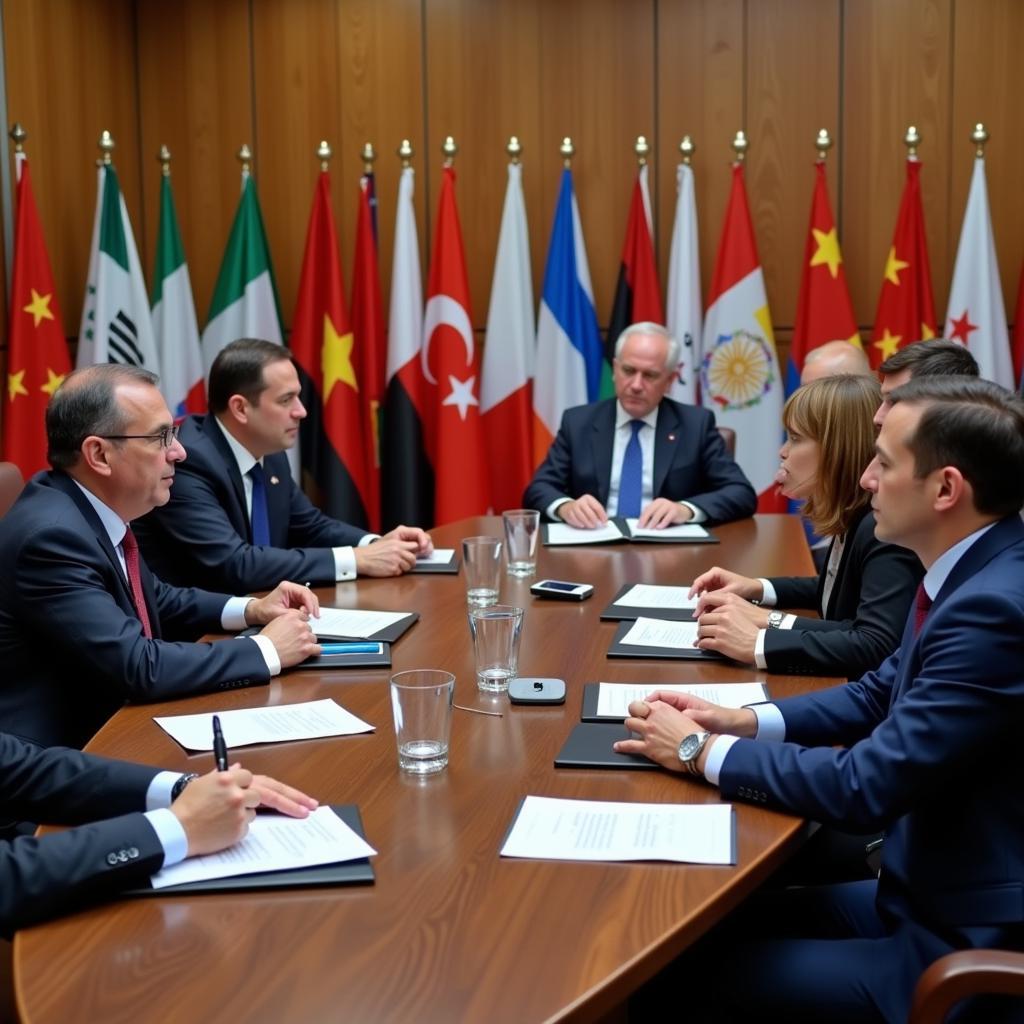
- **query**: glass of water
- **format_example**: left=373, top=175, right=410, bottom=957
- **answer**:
left=389, top=669, right=455, bottom=775
left=462, top=536, right=502, bottom=606
left=502, top=509, right=540, bottom=577
left=468, top=605, right=524, bottom=693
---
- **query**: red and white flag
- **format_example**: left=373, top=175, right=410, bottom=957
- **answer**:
left=666, top=162, right=702, bottom=403
left=945, top=155, right=1013, bottom=387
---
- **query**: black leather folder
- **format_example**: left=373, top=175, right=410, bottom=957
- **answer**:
left=607, top=619, right=725, bottom=661
left=553, top=722, right=659, bottom=770
left=292, top=643, right=392, bottom=670
left=599, top=583, right=698, bottom=622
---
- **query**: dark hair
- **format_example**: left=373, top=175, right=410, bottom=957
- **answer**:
left=46, top=364, right=160, bottom=469
left=208, top=339, right=292, bottom=413
left=888, top=376, right=1024, bottom=516
left=878, top=339, right=979, bottom=379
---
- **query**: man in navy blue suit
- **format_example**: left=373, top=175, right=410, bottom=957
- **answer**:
left=136, top=339, right=431, bottom=592
left=523, top=323, right=756, bottom=528
left=0, top=732, right=316, bottom=934
left=617, top=376, right=1024, bottom=1022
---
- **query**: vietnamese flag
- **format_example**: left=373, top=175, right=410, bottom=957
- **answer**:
left=291, top=169, right=370, bottom=526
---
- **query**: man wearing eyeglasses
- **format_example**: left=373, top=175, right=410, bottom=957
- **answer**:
left=523, top=323, right=756, bottom=528
left=0, top=364, right=322, bottom=754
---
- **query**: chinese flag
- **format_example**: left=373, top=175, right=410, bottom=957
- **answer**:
left=789, top=160, right=859, bottom=393
left=2, top=156, right=71, bottom=476
left=291, top=170, right=370, bottom=526
left=868, top=159, right=937, bottom=369
left=422, top=167, right=489, bottom=523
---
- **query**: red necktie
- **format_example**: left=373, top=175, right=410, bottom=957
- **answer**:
left=913, top=583, right=932, bottom=635
left=121, top=527, right=153, bottom=638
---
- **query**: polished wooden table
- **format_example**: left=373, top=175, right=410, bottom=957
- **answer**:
left=16, top=515, right=826, bottom=1023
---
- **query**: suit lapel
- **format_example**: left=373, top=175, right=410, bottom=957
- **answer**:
left=652, top=400, right=681, bottom=498
left=203, top=415, right=251, bottom=541
left=591, top=402, right=617, bottom=507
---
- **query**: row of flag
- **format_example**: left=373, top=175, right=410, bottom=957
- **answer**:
left=4, top=141, right=1024, bottom=528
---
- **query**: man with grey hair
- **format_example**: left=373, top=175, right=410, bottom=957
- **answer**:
left=524, top=322, right=756, bottom=527
left=800, top=339, right=872, bottom=385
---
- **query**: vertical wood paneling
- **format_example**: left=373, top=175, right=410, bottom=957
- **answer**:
left=843, top=0, right=953, bottom=327
left=538, top=0, right=655, bottom=327
left=424, top=0, right=543, bottom=327
left=747, top=0, right=842, bottom=329
left=136, top=0, right=254, bottom=324
left=656, top=0, right=744, bottom=306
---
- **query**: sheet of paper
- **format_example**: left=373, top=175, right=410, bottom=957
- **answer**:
left=311, top=607, right=410, bottom=639
left=624, top=519, right=710, bottom=540
left=150, top=807, right=377, bottom=889
left=620, top=617, right=700, bottom=649
left=545, top=521, right=624, bottom=545
left=153, top=699, right=374, bottom=752
left=417, top=548, right=455, bottom=565
left=613, top=584, right=698, bottom=610
left=595, top=682, right=768, bottom=718
left=501, top=795, right=734, bottom=865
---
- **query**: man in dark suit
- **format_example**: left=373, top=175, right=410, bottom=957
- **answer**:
left=875, top=337, right=979, bottom=426
left=0, top=731, right=316, bottom=934
left=617, top=377, right=1024, bottom=1022
left=135, top=339, right=432, bottom=592
left=523, top=323, right=756, bottom=528
left=0, top=364, right=321, bottom=750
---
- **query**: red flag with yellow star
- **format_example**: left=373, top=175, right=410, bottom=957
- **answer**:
left=868, top=159, right=937, bottom=369
left=789, top=160, right=859, bottom=392
left=2, top=156, right=71, bottom=476
left=291, top=170, right=370, bottom=526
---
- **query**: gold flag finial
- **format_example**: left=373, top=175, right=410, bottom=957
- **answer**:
left=442, top=135, right=458, bottom=167
left=9, top=123, right=27, bottom=153
left=903, top=125, right=921, bottom=158
left=635, top=134, right=650, bottom=166
left=237, top=143, right=252, bottom=173
left=732, top=130, right=748, bottom=162
left=397, top=138, right=414, bottom=168
left=158, top=144, right=171, bottom=177
left=361, top=142, right=376, bottom=174
left=679, top=135, right=695, bottom=165
left=98, top=130, right=115, bottom=166
left=507, top=135, right=522, bottom=164
left=560, top=136, right=575, bottom=168
left=815, top=129, right=833, bottom=160
left=971, top=122, right=989, bottom=157
left=317, top=140, right=332, bottom=172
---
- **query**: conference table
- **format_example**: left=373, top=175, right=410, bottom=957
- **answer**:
left=15, top=514, right=830, bottom=1023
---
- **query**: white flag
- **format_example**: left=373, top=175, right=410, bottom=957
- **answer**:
left=666, top=163, right=702, bottom=403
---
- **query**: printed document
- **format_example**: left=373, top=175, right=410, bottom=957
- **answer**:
left=417, top=548, right=455, bottom=565
left=311, top=607, right=410, bottom=638
left=595, top=682, right=768, bottom=719
left=546, top=521, right=625, bottom=545
left=153, top=699, right=374, bottom=751
left=613, top=584, right=698, bottom=610
left=151, top=807, right=377, bottom=889
left=621, top=617, right=700, bottom=648
left=624, top=519, right=710, bottom=540
left=501, top=795, right=734, bottom=864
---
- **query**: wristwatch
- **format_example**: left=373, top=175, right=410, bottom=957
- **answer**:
left=767, top=610, right=785, bottom=629
left=170, top=772, right=200, bottom=803
left=677, top=732, right=711, bottom=775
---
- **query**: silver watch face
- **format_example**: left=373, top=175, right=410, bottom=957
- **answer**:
left=679, top=733, right=702, bottom=761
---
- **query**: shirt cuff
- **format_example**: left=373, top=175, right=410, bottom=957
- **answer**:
left=757, top=579, right=777, bottom=606
left=679, top=501, right=706, bottom=524
left=780, top=614, right=797, bottom=629
left=250, top=634, right=282, bottom=676
left=145, top=771, right=181, bottom=811
left=222, top=597, right=252, bottom=631
left=703, top=735, right=739, bottom=785
left=754, top=628, right=768, bottom=670
left=144, top=808, right=189, bottom=867
left=752, top=703, right=786, bottom=742
left=547, top=497, right=571, bottom=521
left=333, top=546, right=357, bottom=581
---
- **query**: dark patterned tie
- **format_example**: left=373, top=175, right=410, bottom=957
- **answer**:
left=121, top=527, right=153, bottom=638
left=618, top=420, right=644, bottom=518
left=913, top=583, right=932, bottom=635
left=249, top=463, right=271, bottom=546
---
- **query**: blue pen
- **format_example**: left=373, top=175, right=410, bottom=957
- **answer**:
left=320, top=642, right=383, bottom=655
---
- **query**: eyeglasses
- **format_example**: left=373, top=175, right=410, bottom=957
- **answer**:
left=97, top=424, right=181, bottom=449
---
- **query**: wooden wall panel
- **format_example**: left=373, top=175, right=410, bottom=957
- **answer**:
left=842, top=0, right=953, bottom=329
left=538, top=0, right=656, bottom=328
left=747, top=0, right=841, bottom=330
left=655, top=0, right=744, bottom=305
left=423, top=0, right=543, bottom=327
left=4, top=0, right=141, bottom=341
left=136, top=0, right=254, bottom=324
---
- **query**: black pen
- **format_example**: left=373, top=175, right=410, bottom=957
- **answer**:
left=212, top=714, right=229, bottom=771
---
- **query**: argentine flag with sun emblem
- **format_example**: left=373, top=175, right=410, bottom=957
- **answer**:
left=701, top=164, right=784, bottom=512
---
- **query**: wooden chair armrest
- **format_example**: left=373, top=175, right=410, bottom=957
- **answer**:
left=910, top=949, right=1024, bottom=1024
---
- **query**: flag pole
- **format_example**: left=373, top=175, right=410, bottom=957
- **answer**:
left=158, top=144, right=171, bottom=177
left=904, top=125, right=920, bottom=161
left=361, top=142, right=376, bottom=174
left=98, top=130, right=114, bottom=167
left=971, top=122, right=989, bottom=157
left=680, top=135, right=694, bottom=165
left=815, top=128, right=832, bottom=162
left=442, top=135, right=457, bottom=168
left=507, top=135, right=521, bottom=164
left=560, top=136, right=574, bottom=169
left=732, top=130, right=748, bottom=164
left=634, top=134, right=649, bottom=166
left=398, top=138, right=414, bottom=168
left=317, top=139, right=332, bottom=172
left=237, top=142, right=252, bottom=190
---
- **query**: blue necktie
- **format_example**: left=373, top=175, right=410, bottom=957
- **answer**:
left=618, top=420, right=644, bottom=518
left=249, top=464, right=271, bottom=546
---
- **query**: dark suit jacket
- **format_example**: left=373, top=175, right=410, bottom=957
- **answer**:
left=522, top=398, right=756, bottom=525
left=136, top=414, right=368, bottom=591
left=762, top=505, right=924, bottom=676
left=0, top=472, right=270, bottom=749
left=0, top=733, right=163, bottom=935
left=720, top=515, right=1024, bottom=1021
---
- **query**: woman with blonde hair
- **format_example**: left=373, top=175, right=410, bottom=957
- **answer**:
left=690, top=374, right=923, bottom=676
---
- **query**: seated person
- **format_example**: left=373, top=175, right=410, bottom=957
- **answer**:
left=523, top=322, right=756, bottom=528
left=0, top=731, right=316, bottom=934
left=800, top=339, right=872, bottom=384
left=690, top=375, right=922, bottom=677
left=876, top=337, right=978, bottom=426
left=135, top=338, right=431, bottom=592
left=0, top=364, right=320, bottom=750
